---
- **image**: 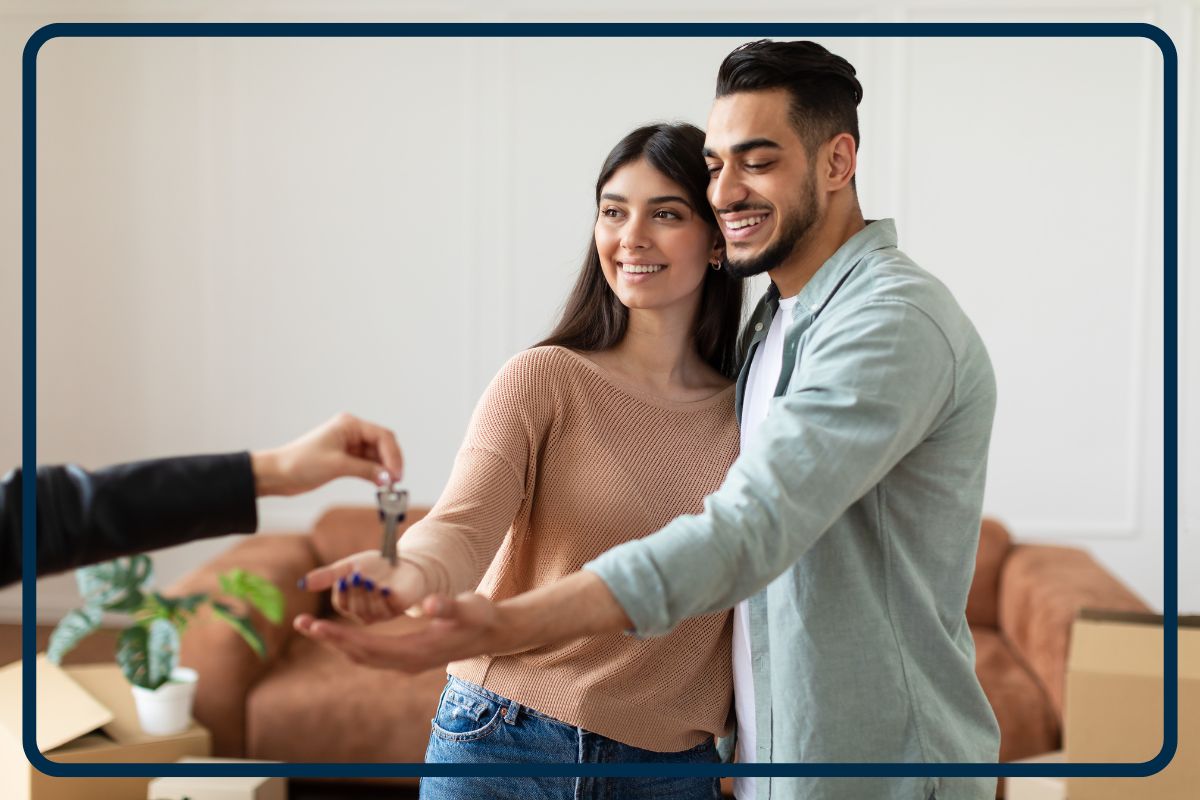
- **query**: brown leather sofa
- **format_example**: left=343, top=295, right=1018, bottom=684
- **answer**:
left=169, top=511, right=1149, bottom=781
left=965, top=519, right=1148, bottom=762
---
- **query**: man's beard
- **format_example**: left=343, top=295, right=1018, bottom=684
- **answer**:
left=723, top=174, right=819, bottom=279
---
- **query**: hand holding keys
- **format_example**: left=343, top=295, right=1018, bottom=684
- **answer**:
left=297, top=473, right=416, bottom=624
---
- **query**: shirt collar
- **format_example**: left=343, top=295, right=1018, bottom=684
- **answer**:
left=782, top=218, right=898, bottom=318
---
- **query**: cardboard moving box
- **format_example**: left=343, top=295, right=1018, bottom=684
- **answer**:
left=148, top=757, right=286, bottom=800
left=1005, top=750, right=1067, bottom=800
left=0, top=655, right=211, bottom=800
left=1064, top=611, right=1198, bottom=800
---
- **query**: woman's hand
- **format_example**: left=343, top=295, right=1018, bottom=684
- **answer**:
left=299, top=551, right=428, bottom=624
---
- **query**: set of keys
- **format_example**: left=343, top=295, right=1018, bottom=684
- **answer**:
left=376, top=478, right=408, bottom=567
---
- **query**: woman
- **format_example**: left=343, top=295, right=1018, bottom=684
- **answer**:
left=306, top=123, right=742, bottom=799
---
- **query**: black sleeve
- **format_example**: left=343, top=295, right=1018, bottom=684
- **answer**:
left=0, top=452, right=259, bottom=588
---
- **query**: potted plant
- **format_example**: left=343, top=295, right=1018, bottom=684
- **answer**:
left=47, top=553, right=283, bottom=736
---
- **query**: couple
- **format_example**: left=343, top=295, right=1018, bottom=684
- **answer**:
left=297, top=39, right=1000, bottom=800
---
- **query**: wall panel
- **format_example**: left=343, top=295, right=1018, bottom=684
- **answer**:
left=0, top=4, right=1189, bottom=619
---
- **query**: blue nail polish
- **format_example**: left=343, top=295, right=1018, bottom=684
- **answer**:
left=352, top=573, right=363, bottom=588
left=337, top=577, right=348, bottom=592
left=296, top=577, right=307, bottom=589
left=364, top=579, right=376, bottom=591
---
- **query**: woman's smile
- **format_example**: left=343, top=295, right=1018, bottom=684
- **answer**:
left=618, top=261, right=668, bottom=283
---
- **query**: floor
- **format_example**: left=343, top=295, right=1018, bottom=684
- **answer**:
left=291, top=780, right=419, bottom=798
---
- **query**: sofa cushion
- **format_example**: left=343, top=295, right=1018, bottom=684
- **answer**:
left=972, top=628, right=1059, bottom=762
left=967, top=518, right=1013, bottom=629
left=245, top=616, right=447, bottom=765
left=312, top=505, right=431, bottom=567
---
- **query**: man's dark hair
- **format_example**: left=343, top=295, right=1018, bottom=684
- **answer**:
left=715, top=39, right=863, bottom=156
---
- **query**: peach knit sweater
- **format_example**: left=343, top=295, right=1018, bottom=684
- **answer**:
left=398, top=345, right=738, bottom=752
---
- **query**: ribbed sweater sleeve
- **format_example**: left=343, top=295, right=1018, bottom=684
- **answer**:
left=439, top=346, right=739, bottom=752
left=398, top=350, right=558, bottom=596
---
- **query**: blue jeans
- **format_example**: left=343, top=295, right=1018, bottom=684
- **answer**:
left=420, top=676, right=722, bottom=800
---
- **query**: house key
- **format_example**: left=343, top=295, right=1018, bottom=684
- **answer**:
left=376, top=481, right=408, bottom=567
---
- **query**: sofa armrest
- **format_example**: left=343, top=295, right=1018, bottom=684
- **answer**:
left=966, top=518, right=1013, bottom=629
left=167, top=533, right=321, bottom=756
left=997, top=543, right=1149, bottom=718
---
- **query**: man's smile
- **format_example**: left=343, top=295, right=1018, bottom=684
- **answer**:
left=722, top=212, right=771, bottom=242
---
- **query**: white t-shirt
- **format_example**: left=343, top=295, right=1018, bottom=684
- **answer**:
left=733, top=294, right=797, bottom=800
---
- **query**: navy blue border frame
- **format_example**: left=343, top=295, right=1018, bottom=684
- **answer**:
left=21, top=21, right=1177, bottom=781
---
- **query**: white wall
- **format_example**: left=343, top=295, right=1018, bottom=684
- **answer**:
left=0, top=0, right=1194, bottom=622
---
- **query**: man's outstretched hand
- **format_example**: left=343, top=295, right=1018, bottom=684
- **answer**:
left=293, top=591, right=507, bottom=672
left=292, top=571, right=633, bottom=672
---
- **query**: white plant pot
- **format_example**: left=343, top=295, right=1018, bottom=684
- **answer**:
left=130, top=666, right=198, bottom=736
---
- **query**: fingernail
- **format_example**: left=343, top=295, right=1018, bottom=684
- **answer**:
left=296, top=577, right=307, bottom=589
left=381, top=587, right=391, bottom=597
left=377, top=470, right=390, bottom=485
left=352, top=573, right=363, bottom=588
left=337, top=577, right=348, bottom=592
left=364, top=579, right=376, bottom=591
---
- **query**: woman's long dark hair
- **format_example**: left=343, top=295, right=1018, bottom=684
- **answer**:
left=535, top=123, right=744, bottom=381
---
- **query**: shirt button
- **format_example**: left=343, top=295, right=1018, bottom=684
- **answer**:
left=755, top=322, right=764, bottom=331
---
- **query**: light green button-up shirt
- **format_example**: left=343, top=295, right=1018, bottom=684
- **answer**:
left=585, top=219, right=1000, bottom=800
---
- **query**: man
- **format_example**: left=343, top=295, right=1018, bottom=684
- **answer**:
left=2, top=412, right=403, bottom=586
left=299, top=40, right=1000, bottom=800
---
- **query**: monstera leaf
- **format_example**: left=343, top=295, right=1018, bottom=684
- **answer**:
left=211, top=601, right=266, bottom=658
left=53, top=557, right=282, bottom=688
left=117, top=619, right=178, bottom=690
left=76, top=555, right=152, bottom=612
left=218, top=568, right=284, bottom=624
left=147, top=591, right=208, bottom=630
left=46, top=606, right=103, bottom=664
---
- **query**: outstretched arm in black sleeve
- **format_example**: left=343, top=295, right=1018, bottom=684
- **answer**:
left=0, top=412, right=406, bottom=588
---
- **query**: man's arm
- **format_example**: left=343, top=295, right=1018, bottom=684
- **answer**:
left=1, top=413, right=404, bottom=588
left=586, top=300, right=962, bottom=636
left=294, top=301, right=967, bottom=669
left=294, top=570, right=631, bottom=671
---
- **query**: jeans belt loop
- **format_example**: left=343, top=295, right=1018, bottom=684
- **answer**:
left=502, top=701, right=520, bottom=725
